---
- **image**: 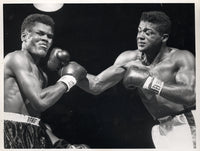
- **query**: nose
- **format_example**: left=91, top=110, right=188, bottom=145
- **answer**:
left=137, top=31, right=145, bottom=40
left=41, top=34, right=48, bottom=40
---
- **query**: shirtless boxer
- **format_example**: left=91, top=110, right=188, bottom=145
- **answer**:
left=78, top=11, right=196, bottom=148
left=4, top=13, right=87, bottom=148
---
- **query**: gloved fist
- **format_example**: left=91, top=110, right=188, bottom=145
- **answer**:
left=123, top=65, right=164, bottom=95
left=47, top=48, right=70, bottom=71
left=59, top=61, right=87, bottom=81
left=123, top=66, right=150, bottom=89
left=57, top=61, right=87, bottom=92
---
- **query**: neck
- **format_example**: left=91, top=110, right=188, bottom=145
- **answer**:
left=144, top=44, right=168, bottom=64
left=21, top=45, right=40, bottom=65
left=151, top=46, right=170, bottom=65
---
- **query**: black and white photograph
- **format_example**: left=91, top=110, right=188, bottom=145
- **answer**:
left=1, top=0, right=199, bottom=150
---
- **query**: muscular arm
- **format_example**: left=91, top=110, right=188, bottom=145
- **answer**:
left=6, top=53, right=67, bottom=112
left=160, top=51, right=195, bottom=107
left=78, top=65, right=125, bottom=95
left=77, top=50, right=137, bottom=95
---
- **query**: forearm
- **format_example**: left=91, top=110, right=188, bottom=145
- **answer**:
left=78, top=66, right=125, bottom=95
left=31, top=82, right=66, bottom=112
left=159, top=83, right=195, bottom=106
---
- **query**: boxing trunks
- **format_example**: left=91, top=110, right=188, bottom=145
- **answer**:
left=151, top=110, right=196, bottom=148
left=4, top=112, right=53, bottom=148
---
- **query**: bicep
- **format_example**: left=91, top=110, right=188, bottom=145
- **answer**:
left=16, top=70, right=42, bottom=98
left=176, top=69, right=195, bottom=86
left=175, top=53, right=195, bottom=86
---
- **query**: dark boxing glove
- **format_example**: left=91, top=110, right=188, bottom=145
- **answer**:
left=123, top=66, right=164, bottom=95
left=57, top=61, right=87, bottom=92
left=47, top=48, right=70, bottom=71
left=123, top=66, right=150, bottom=89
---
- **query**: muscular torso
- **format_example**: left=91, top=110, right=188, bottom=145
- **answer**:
left=119, top=48, right=189, bottom=119
left=4, top=51, right=46, bottom=117
left=138, top=49, right=185, bottom=119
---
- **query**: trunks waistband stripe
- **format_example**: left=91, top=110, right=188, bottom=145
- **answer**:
left=157, top=113, right=187, bottom=124
left=157, top=112, right=195, bottom=126
left=4, top=112, right=40, bottom=126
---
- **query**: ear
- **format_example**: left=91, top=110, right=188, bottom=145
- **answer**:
left=21, top=30, right=28, bottom=42
left=161, top=34, right=169, bottom=43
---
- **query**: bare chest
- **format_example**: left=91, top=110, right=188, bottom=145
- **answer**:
left=138, top=58, right=184, bottom=118
left=149, top=58, right=178, bottom=83
left=30, top=65, right=46, bottom=88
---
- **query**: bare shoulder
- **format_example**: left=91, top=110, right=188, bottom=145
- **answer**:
left=114, top=49, right=139, bottom=65
left=170, top=48, right=195, bottom=67
left=4, top=51, right=30, bottom=70
left=171, top=48, right=194, bottom=57
left=5, top=51, right=26, bottom=63
left=171, top=48, right=194, bottom=60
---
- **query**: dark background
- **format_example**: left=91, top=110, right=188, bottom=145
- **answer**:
left=3, top=3, right=195, bottom=148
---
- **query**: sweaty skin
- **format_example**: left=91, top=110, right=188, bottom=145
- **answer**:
left=117, top=48, right=195, bottom=119
left=4, top=18, right=90, bottom=148
left=4, top=22, right=67, bottom=117
left=78, top=20, right=195, bottom=119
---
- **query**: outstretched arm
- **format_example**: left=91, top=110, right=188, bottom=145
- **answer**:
left=77, top=50, right=137, bottom=95
left=77, top=65, right=125, bottom=95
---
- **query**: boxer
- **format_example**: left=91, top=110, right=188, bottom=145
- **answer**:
left=4, top=13, right=87, bottom=148
left=78, top=11, right=196, bottom=148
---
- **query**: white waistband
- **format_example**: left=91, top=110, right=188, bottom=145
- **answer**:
left=4, top=112, right=40, bottom=126
left=158, top=113, right=187, bottom=124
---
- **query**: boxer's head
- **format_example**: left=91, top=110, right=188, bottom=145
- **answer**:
left=137, top=11, right=171, bottom=52
left=140, top=11, right=171, bottom=35
left=21, top=14, right=55, bottom=58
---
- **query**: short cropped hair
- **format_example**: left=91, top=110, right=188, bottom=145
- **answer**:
left=21, top=13, right=55, bottom=34
left=140, top=11, right=171, bottom=35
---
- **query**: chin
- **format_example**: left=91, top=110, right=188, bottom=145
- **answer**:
left=40, top=52, right=48, bottom=58
left=34, top=51, right=47, bottom=58
left=40, top=54, right=47, bottom=58
left=138, top=47, right=147, bottom=52
left=38, top=49, right=48, bottom=57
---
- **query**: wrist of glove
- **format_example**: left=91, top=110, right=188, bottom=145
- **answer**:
left=57, top=75, right=77, bottom=92
left=142, top=76, right=164, bottom=95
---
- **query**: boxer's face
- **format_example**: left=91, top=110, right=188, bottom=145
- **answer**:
left=22, top=22, right=53, bottom=58
left=136, top=21, right=163, bottom=52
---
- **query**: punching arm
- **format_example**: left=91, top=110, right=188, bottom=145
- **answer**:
left=77, top=65, right=125, bottom=95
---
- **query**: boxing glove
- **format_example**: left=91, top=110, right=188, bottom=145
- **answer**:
left=57, top=61, right=87, bottom=92
left=123, top=66, right=150, bottom=89
left=123, top=66, right=164, bottom=95
left=47, top=48, right=70, bottom=71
